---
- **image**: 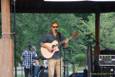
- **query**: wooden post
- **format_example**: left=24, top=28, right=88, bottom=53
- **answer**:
left=0, top=0, right=14, bottom=77
left=94, top=12, right=100, bottom=57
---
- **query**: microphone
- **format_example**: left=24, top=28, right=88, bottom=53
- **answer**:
left=55, top=30, right=60, bottom=34
left=55, top=29, right=58, bottom=32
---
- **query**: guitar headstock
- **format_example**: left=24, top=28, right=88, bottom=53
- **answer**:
left=70, top=32, right=79, bottom=39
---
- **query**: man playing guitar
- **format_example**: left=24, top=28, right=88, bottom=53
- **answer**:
left=40, top=21, right=68, bottom=77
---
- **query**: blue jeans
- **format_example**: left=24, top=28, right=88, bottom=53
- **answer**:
left=33, top=65, right=40, bottom=77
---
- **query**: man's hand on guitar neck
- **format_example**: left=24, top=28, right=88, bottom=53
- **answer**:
left=63, top=38, right=69, bottom=48
left=64, top=38, right=69, bottom=44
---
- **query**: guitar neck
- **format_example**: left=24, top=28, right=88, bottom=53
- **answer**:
left=59, top=36, right=72, bottom=45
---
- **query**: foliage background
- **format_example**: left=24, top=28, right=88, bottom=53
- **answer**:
left=1, top=13, right=115, bottom=67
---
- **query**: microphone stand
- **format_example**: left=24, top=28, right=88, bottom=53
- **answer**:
left=63, top=47, right=70, bottom=77
left=63, top=48, right=66, bottom=77
left=57, top=31, right=69, bottom=77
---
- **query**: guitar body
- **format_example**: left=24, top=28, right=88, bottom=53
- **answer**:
left=40, top=40, right=59, bottom=59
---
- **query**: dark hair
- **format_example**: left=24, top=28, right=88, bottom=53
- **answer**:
left=28, top=44, right=32, bottom=50
left=51, top=21, right=59, bottom=27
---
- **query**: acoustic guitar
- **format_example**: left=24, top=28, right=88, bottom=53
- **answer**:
left=40, top=32, right=79, bottom=59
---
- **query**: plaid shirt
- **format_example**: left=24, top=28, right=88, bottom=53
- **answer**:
left=22, top=50, right=37, bottom=68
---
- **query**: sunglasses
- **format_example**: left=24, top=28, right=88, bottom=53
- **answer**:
left=52, top=26, right=58, bottom=28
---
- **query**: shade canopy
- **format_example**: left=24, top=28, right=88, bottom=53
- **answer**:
left=3, top=0, right=114, bottom=13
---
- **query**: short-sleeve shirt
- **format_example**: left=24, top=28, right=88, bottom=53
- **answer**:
left=41, top=32, right=65, bottom=59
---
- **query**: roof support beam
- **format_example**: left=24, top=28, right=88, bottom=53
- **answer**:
left=94, top=12, right=100, bottom=57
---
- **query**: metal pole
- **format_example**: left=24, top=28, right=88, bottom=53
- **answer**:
left=13, top=0, right=17, bottom=77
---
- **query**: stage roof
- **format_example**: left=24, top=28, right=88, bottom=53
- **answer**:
left=2, top=0, right=115, bottom=13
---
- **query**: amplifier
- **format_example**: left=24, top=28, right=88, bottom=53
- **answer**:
left=99, top=55, right=115, bottom=66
